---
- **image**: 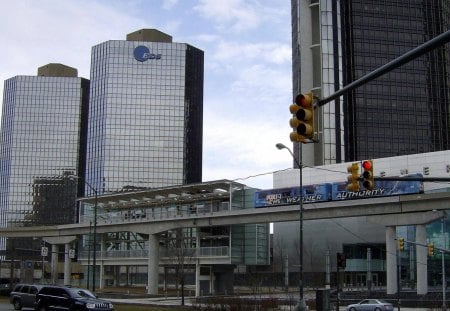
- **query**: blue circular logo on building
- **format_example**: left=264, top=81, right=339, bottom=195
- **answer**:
left=133, top=46, right=162, bottom=62
left=134, top=46, right=151, bottom=62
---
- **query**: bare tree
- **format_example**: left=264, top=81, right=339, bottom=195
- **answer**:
left=273, top=235, right=288, bottom=289
left=167, top=228, right=196, bottom=306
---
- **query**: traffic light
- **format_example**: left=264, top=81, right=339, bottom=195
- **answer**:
left=337, top=252, right=346, bottom=269
left=347, top=163, right=360, bottom=192
left=428, top=243, right=434, bottom=256
left=361, top=160, right=374, bottom=190
left=398, top=237, right=405, bottom=251
left=289, top=92, right=315, bottom=143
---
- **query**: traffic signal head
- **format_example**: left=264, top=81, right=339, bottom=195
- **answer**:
left=346, top=163, right=360, bottom=192
left=361, top=160, right=374, bottom=190
left=428, top=243, right=434, bottom=256
left=337, top=252, right=346, bottom=269
left=289, top=92, right=315, bottom=143
left=398, top=237, right=404, bottom=251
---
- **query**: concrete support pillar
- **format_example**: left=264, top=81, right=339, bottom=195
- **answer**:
left=386, top=226, right=397, bottom=294
left=147, top=234, right=159, bottom=295
left=51, top=244, right=58, bottom=284
left=416, top=224, right=428, bottom=295
left=64, top=243, right=71, bottom=285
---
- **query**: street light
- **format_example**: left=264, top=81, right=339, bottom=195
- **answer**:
left=69, top=175, right=98, bottom=292
left=85, top=181, right=98, bottom=293
left=276, top=143, right=306, bottom=311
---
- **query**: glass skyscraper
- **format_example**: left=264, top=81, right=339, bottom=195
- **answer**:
left=86, top=29, right=203, bottom=195
left=291, top=0, right=450, bottom=165
left=0, top=64, right=89, bottom=254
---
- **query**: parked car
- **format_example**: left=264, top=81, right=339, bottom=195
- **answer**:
left=347, top=299, right=394, bottom=311
left=35, top=285, right=114, bottom=311
left=9, top=284, right=42, bottom=310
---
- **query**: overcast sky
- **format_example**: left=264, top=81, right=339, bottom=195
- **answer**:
left=0, top=0, right=294, bottom=189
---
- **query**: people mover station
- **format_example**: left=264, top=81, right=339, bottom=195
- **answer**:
left=1, top=151, right=450, bottom=296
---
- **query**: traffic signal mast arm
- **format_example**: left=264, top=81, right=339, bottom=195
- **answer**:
left=374, top=176, right=450, bottom=182
left=395, top=238, right=449, bottom=254
left=316, top=30, right=450, bottom=108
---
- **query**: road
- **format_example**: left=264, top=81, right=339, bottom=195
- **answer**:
left=0, top=300, right=14, bottom=311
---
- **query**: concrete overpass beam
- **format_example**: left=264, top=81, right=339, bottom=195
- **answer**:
left=147, top=234, right=159, bottom=295
left=369, top=210, right=446, bottom=226
left=386, top=226, right=397, bottom=294
left=416, top=224, right=428, bottom=295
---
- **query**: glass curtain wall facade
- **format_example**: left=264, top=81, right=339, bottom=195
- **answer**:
left=291, top=0, right=450, bottom=164
left=341, top=0, right=450, bottom=160
left=86, top=36, right=203, bottom=196
left=0, top=69, right=89, bottom=256
left=291, top=0, right=345, bottom=166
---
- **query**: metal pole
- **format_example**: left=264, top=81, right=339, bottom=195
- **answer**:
left=442, top=217, right=446, bottom=311
left=367, top=248, right=372, bottom=293
left=92, top=189, right=98, bottom=292
left=318, top=29, right=450, bottom=107
left=397, top=249, right=401, bottom=311
left=87, top=221, right=91, bottom=290
left=299, top=143, right=304, bottom=308
left=275, top=143, right=305, bottom=310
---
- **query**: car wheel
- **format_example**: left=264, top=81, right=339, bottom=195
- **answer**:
left=374, top=308, right=381, bottom=311
left=13, top=299, right=22, bottom=310
left=349, top=308, right=357, bottom=311
left=37, top=305, right=48, bottom=311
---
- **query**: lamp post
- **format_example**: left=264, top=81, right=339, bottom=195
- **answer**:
left=441, top=215, right=446, bottom=311
left=85, top=182, right=98, bottom=293
left=69, top=175, right=98, bottom=292
left=276, top=143, right=306, bottom=310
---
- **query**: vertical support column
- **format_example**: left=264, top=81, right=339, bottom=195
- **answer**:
left=147, top=234, right=159, bottom=295
left=195, top=259, right=200, bottom=297
left=386, top=226, right=397, bottom=294
left=64, top=243, right=71, bottom=285
left=51, top=244, right=58, bottom=284
left=416, top=224, right=428, bottom=295
left=195, top=234, right=200, bottom=297
left=99, top=234, right=105, bottom=289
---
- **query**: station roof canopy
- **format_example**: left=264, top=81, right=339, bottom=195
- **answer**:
left=78, top=180, right=253, bottom=210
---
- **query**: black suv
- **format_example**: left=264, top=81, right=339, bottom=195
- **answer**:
left=9, top=284, right=42, bottom=310
left=35, top=285, right=114, bottom=311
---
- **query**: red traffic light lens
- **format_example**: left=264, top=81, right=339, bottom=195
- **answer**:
left=362, top=160, right=372, bottom=170
left=295, top=94, right=312, bottom=108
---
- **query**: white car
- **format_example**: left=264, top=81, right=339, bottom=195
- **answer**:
left=346, top=299, right=394, bottom=311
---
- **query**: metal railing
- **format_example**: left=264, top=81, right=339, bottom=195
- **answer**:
left=78, top=246, right=230, bottom=260
left=79, top=201, right=236, bottom=225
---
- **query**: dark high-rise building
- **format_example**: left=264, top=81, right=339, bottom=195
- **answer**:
left=86, top=29, right=203, bottom=195
left=0, top=63, right=89, bottom=255
left=291, top=0, right=450, bottom=165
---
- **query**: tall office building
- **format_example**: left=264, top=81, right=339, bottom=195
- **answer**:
left=85, top=29, right=203, bottom=195
left=0, top=64, right=89, bottom=255
left=291, top=0, right=450, bottom=165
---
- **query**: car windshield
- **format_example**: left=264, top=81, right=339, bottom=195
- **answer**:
left=67, top=288, right=96, bottom=298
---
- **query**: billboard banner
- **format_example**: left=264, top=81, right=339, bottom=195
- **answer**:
left=331, top=174, right=423, bottom=201
left=254, top=183, right=331, bottom=208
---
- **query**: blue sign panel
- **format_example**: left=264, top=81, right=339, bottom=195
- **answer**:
left=331, top=174, right=423, bottom=201
left=254, top=184, right=331, bottom=208
left=133, top=45, right=162, bottom=62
